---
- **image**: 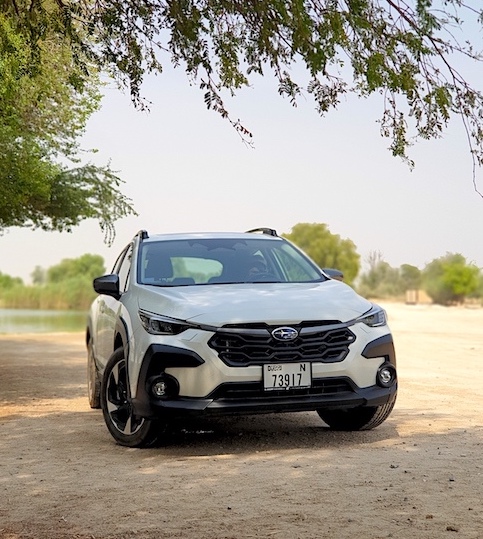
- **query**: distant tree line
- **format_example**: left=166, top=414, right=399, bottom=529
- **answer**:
left=0, top=254, right=104, bottom=310
left=0, top=223, right=482, bottom=310
left=284, top=223, right=483, bottom=306
left=356, top=251, right=482, bottom=305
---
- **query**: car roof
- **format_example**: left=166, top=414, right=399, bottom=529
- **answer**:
left=139, top=231, right=284, bottom=243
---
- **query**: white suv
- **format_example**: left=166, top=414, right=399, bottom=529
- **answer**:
left=87, top=228, right=397, bottom=447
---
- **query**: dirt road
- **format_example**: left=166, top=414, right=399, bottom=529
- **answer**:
left=1, top=303, right=482, bottom=539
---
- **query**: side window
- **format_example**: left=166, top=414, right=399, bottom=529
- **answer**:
left=117, top=245, right=133, bottom=293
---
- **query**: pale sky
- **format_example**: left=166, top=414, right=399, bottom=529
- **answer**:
left=2, top=61, right=483, bottom=283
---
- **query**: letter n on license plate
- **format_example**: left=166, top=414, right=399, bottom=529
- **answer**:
left=263, top=362, right=312, bottom=391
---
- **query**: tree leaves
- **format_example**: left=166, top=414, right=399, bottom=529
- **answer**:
left=87, top=2, right=483, bottom=185
left=283, top=222, right=360, bottom=285
left=0, top=10, right=136, bottom=240
left=3, top=0, right=483, bottom=194
left=423, top=253, right=480, bottom=304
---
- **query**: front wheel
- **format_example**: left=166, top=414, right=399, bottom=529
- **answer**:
left=100, top=348, right=164, bottom=447
left=317, top=400, right=396, bottom=431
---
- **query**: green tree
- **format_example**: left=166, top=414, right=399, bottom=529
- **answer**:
left=0, top=10, right=136, bottom=240
left=0, top=254, right=106, bottom=310
left=5, top=1, right=483, bottom=179
left=0, top=271, right=24, bottom=308
left=423, top=253, right=480, bottom=305
left=31, top=266, right=46, bottom=286
left=0, top=271, right=23, bottom=289
left=400, top=264, right=422, bottom=291
left=473, top=273, right=483, bottom=302
left=47, top=254, right=105, bottom=284
left=357, top=251, right=404, bottom=299
left=283, top=223, right=360, bottom=285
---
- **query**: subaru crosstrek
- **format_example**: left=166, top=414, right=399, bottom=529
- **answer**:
left=87, top=228, right=397, bottom=447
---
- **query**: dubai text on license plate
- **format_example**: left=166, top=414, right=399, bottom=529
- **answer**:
left=263, top=362, right=311, bottom=391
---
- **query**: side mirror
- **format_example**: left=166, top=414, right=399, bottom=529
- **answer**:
left=322, top=268, right=344, bottom=281
left=93, top=274, right=121, bottom=299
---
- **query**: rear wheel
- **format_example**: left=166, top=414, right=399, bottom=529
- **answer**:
left=317, top=400, right=396, bottom=431
left=100, top=348, right=164, bottom=447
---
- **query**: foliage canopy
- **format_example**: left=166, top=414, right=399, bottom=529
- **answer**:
left=283, top=222, right=360, bottom=284
left=0, top=9, right=136, bottom=240
left=423, top=253, right=480, bottom=305
left=47, top=254, right=105, bottom=284
left=4, top=0, right=483, bottom=184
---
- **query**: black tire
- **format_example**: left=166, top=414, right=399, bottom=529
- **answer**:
left=100, top=348, right=163, bottom=447
left=87, top=338, right=101, bottom=409
left=317, top=399, right=396, bottom=431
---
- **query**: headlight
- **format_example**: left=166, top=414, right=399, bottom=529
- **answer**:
left=139, top=310, right=192, bottom=335
left=357, top=305, right=387, bottom=327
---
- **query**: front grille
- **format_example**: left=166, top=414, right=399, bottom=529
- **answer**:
left=208, top=321, right=356, bottom=366
left=208, top=378, right=354, bottom=400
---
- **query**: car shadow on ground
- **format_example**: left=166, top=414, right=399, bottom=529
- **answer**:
left=138, top=411, right=400, bottom=456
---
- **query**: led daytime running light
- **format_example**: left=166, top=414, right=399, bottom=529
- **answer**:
left=359, top=306, right=387, bottom=327
left=139, top=311, right=190, bottom=335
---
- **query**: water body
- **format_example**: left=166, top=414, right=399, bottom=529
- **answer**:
left=0, top=309, right=87, bottom=334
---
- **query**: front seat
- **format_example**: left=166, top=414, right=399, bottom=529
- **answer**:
left=144, top=255, right=173, bottom=283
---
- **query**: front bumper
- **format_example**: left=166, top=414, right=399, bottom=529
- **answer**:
left=131, top=334, right=397, bottom=419
left=132, top=378, right=397, bottom=419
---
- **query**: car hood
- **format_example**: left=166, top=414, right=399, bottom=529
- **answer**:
left=135, top=281, right=372, bottom=326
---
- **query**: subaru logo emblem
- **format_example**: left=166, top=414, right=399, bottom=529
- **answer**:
left=272, top=327, right=298, bottom=341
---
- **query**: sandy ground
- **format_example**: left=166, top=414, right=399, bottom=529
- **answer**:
left=0, top=302, right=482, bottom=539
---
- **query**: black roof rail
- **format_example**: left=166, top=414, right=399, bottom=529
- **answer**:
left=137, top=230, right=149, bottom=240
left=246, top=227, right=278, bottom=237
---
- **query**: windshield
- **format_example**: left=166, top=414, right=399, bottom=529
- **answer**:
left=137, top=238, right=325, bottom=286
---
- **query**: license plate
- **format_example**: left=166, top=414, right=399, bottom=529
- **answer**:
left=263, top=362, right=311, bottom=391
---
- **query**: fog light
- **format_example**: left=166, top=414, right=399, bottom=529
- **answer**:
left=380, top=369, right=392, bottom=384
left=377, top=364, right=396, bottom=388
left=149, top=374, right=179, bottom=399
left=152, top=380, right=168, bottom=397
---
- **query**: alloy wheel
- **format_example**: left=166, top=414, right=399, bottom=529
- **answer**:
left=104, top=358, right=145, bottom=435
